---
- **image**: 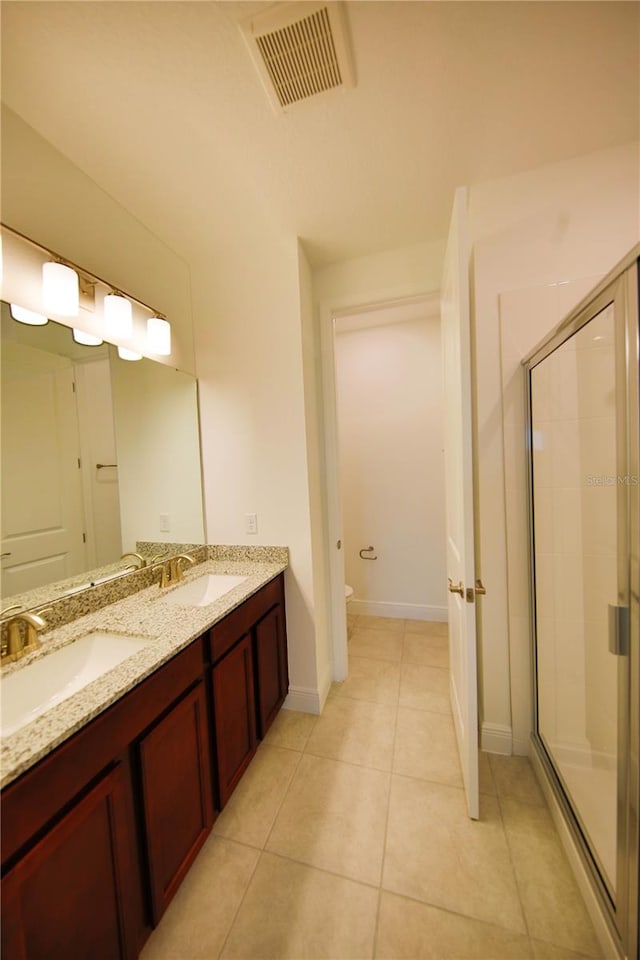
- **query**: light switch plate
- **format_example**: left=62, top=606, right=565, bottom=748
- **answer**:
left=245, top=513, right=258, bottom=535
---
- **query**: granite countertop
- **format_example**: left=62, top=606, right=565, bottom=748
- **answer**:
left=0, top=556, right=287, bottom=789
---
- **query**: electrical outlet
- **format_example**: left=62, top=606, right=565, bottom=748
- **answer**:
left=245, top=513, right=258, bottom=535
left=159, top=513, right=170, bottom=533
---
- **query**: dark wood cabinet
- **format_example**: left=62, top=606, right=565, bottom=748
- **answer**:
left=254, top=602, right=289, bottom=738
left=1, top=572, right=289, bottom=959
left=212, top=633, right=257, bottom=807
left=138, top=681, right=213, bottom=923
left=1, top=763, right=138, bottom=960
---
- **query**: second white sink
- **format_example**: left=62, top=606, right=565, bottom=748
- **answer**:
left=1, top=631, right=152, bottom=737
left=164, top=574, right=248, bottom=607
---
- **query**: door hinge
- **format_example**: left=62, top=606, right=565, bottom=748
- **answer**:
left=72, top=381, right=76, bottom=393
left=77, top=457, right=81, bottom=469
left=82, top=532, right=87, bottom=544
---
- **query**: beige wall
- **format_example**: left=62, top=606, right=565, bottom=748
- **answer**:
left=335, top=315, right=447, bottom=619
left=1, top=107, right=195, bottom=374
left=191, top=233, right=325, bottom=711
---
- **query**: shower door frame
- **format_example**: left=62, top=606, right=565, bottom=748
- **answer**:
left=524, top=247, right=639, bottom=960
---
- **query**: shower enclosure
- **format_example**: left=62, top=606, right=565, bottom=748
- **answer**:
left=525, top=247, right=639, bottom=959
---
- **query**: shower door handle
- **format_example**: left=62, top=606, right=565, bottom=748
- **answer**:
left=608, top=603, right=629, bottom=656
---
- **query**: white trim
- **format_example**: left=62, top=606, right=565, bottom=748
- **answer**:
left=529, top=743, right=622, bottom=960
left=349, top=599, right=447, bottom=622
left=480, top=722, right=513, bottom=755
left=283, top=684, right=323, bottom=715
left=319, top=286, right=438, bottom=687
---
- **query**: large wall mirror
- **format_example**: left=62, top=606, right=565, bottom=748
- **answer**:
left=1, top=302, right=205, bottom=608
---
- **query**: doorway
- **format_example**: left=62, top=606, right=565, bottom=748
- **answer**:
left=333, top=298, right=447, bottom=624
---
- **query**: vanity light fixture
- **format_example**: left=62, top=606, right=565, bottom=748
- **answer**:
left=42, top=261, right=79, bottom=317
left=147, top=315, right=171, bottom=355
left=117, top=346, right=142, bottom=361
left=73, top=328, right=103, bottom=346
left=10, top=303, right=48, bottom=326
left=104, top=291, right=133, bottom=339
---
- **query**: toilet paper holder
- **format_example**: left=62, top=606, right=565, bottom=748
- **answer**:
left=359, top=546, right=378, bottom=560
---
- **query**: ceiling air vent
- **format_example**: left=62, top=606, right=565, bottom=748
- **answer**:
left=240, top=2, right=355, bottom=113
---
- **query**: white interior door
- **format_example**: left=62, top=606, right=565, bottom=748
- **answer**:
left=1, top=341, right=86, bottom=597
left=441, top=186, right=480, bottom=820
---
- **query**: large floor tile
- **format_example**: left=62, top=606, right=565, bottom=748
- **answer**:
left=375, top=891, right=533, bottom=959
left=336, top=655, right=400, bottom=705
left=402, top=632, right=449, bottom=668
left=479, top=750, right=497, bottom=796
left=306, top=696, right=396, bottom=770
left=357, top=615, right=405, bottom=634
left=393, top=707, right=462, bottom=787
left=349, top=628, right=404, bottom=662
left=212, top=744, right=300, bottom=848
left=262, top=708, right=318, bottom=752
left=383, top=776, right=526, bottom=934
left=221, top=852, right=378, bottom=959
left=490, top=754, right=546, bottom=806
left=404, top=619, right=449, bottom=637
left=141, top=837, right=259, bottom=960
left=530, top=939, right=600, bottom=960
left=266, top=753, right=390, bottom=885
left=399, top=662, right=451, bottom=714
left=501, top=797, right=602, bottom=957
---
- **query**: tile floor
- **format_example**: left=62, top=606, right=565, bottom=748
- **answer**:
left=141, top=615, right=603, bottom=960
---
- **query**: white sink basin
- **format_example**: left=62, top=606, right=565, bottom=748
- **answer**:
left=164, top=573, right=248, bottom=607
left=1, top=631, right=151, bottom=736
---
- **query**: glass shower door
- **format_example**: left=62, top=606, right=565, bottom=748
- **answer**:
left=530, top=300, right=620, bottom=897
left=527, top=254, right=639, bottom=960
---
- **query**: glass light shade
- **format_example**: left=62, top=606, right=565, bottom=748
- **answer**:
left=10, top=303, right=48, bottom=326
left=73, top=328, right=103, bottom=346
left=42, top=261, right=79, bottom=317
left=117, top=346, right=142, bottom=361
left=104, top=293, right=133, bottom=338
left=147, top=316, right=171, bottom=355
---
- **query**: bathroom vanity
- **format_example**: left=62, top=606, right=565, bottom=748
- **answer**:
left=0, top=557, right=288, bottom=960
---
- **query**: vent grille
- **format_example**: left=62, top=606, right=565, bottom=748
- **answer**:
left=241, top=2, right=355, bottom=113
left=256, top=8, right=341, bottom=108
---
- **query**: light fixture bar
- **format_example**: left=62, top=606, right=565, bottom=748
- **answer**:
left=0, top=222, right=167, bottom=326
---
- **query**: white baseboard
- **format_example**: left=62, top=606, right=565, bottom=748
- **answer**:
left=283, top=684, right=323, bottom=715
left=349, top=599, right=448, bottom=622
left=529, top=742, right=621, bottom=960
left=480, top=722, right=513, bottom=755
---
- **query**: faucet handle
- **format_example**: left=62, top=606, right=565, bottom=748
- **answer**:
left=170, top=554, right=196, bottom=583
left=0, top=603, right=22, bottom=621
left=155, top=561, right=170, bottom=589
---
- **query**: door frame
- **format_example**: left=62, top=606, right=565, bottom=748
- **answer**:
left=318, top=287, right=439, bottom=682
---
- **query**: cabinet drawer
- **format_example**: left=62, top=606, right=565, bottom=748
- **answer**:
left=208, top=576, right=281, bottom=664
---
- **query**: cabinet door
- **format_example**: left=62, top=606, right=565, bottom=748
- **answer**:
left=212, top=633, right=257, bottom=808
left=1, top=763, right=137, bottom=960
left=138, top=681, right=213, bottom=924
left=254, top=604, right=289, bottom=737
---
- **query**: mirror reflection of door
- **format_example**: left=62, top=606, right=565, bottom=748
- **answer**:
left=74, top=359, right=122, bottom=570
left=1, top=340, right=87, bottom=596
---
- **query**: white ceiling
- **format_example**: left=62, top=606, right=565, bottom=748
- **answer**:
left=1, top=1, right=638, bottom=267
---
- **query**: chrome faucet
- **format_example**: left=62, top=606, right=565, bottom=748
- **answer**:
left=1, top=608, right=51, bottom=662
